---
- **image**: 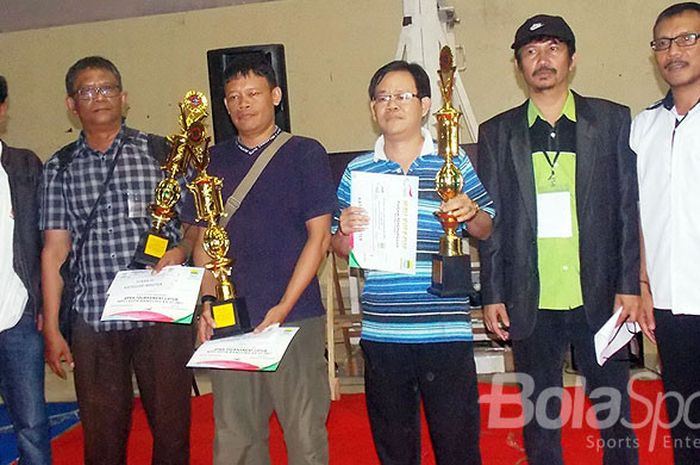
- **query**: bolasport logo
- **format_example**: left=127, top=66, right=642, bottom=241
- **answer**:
left=480, top=372, right=700, bottom=452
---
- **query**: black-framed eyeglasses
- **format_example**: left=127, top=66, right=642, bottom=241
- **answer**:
left=73, top=85, right=121, bottom=101
left=651, top=32, right=699, bottom=51
left=373, top=92, right=419, bottom=105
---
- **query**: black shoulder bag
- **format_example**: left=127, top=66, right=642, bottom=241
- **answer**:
left=57, top=135, right=129, bottom=343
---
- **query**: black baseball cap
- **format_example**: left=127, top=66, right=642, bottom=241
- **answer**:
left=511, top=14, right=576, bottom=54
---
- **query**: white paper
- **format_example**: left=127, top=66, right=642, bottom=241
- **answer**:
left=101, top=266, right=204, bottom=324
left=187, top=325, right=299, bottom=371
left=594, top=307, right=641, bottom=366
left=537, top=191, right=573, bottom=238
left=350, top=171, right=418, bottom=274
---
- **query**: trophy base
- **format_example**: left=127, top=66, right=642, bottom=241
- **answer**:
left=427, top=254, right=473, bottom=297
left=132, top=231, right=170, bottom=268
left=211, top=296, right=252, bottom=339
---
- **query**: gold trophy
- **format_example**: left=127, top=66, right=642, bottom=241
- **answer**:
left=133, top=91, right=208, bottom=267
left=428, top=46, right=474, bottom=297
left=183, top=96, right=251, bottom=338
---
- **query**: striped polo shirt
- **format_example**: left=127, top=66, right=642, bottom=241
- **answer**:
left=334, top=129, right=495, bottom=344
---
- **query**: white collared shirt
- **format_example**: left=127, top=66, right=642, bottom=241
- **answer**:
left=631, top=97, right=700, bottom=315
left=0, top=142, right=29, bottom=331
left=373, top=127, right=435, bottom=162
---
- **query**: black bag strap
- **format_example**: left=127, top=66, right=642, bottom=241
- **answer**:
left=60, top=130, right=133, bottom=259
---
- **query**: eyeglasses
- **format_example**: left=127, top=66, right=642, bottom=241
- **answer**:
left=650, top=32, right=699, bottom=51
left=73, top=85, right=121, bottom=101
left=373, top=92, right=419, bottom=105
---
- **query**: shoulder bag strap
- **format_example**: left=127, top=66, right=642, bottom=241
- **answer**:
left=219, top=131, right=292, bottom=229
left=71, top=133, right=130, bottom=258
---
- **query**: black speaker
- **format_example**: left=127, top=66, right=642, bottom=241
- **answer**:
left=206, top=44, right=291, bottom=144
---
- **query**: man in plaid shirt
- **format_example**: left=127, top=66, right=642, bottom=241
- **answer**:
left=40, top=56, right=195, bottom=465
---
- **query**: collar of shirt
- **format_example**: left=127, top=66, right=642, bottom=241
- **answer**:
left=76, top=124, right=127, bottom=159
left=528, top=90, right=576, bottom=128
left=373, top=127, right=434, bottom=162
left=662, top=90, right=700, bottom=120
left=236, top=126, right=282, bottom=156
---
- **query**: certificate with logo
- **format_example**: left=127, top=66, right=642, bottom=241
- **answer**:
left=349, top=171, right=418, bottom=274
left=101, top=266, right=204, bottom=324
left=187, top=325, right=299, bottom=371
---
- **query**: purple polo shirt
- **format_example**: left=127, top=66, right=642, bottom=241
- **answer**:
left=181, top=135, right=337, bottom=325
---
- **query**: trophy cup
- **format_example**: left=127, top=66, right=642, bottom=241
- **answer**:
left=184, top=98, right=251, bottom=339
left=133, top=91, right=208, bottom=267
left=427, top=46, right=474, bottom=297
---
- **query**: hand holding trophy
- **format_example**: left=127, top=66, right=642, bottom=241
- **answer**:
left=183, top=95, right=251, bottom=339
left=428, top=46, right=474, bottom=297
left=132, top=91, right=209, bottom=267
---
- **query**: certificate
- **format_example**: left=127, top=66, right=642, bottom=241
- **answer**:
left=101, top=266, right=204, bottom=324
left=187, top=325, right=299, bottom=371
left=594, top=307, right=640, bottom=366
left=349, top=171, right=418, bottom=274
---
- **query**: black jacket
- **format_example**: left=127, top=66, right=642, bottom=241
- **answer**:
left=477, top=92, right=640, bottom=340
left=1, top=140, right=42, bottom=318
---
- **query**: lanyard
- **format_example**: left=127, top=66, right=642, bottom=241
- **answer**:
left=542, top=150, right=561, bottom=184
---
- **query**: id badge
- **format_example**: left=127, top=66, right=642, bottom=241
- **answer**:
left=126, top=192, right=148, bottom=219
left=536, top=191, right=572, bottom=238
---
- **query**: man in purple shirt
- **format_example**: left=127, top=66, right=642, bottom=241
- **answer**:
left=182, top=54, right=336, bottom=465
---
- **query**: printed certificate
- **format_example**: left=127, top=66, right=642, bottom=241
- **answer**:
left=101, top=266, right=204, bottom=324
left=349, top=171, right=418, bottom=274
left=187, top=325, right=299, bottom=371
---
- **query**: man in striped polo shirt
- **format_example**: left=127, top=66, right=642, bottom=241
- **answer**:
left=331, top=60, right=494, bottom=465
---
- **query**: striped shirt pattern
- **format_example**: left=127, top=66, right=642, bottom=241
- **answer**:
left=334, top=143, right=495, bottom=344
left=40, top=126, right=181, bottom=332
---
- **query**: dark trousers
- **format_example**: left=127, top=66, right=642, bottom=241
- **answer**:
left=655, top=309, right=700, bottom=465
left=512, top=307, right=638, bottom=465
left=72, top=317, right=193, bottom=465
left=361, top=340, right=481, bottom=465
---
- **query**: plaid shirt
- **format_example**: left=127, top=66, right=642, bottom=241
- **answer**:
left=40, top=126, right=181, bottom=332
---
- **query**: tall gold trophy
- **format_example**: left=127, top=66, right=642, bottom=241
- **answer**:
left=182, top=95, right=251, bottom=338
left=427, top=46, right=473, bottom=297
left=133, top=91, right=208, bottom=267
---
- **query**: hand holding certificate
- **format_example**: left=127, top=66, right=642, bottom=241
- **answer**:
left=101, top=265, right=204, bottom=324
left=594, top=307, right=641, bottom=366
left=349, top=171, right=418, bottom=274
left=187, top=324, right=299, bottom=371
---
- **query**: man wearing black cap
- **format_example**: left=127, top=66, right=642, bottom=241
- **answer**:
left=478, top=14, right=641, bottom=465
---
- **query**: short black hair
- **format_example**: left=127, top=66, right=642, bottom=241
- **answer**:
left=654, top=2, right=700, bottom=33
left=368, top=60, right=431, bottom=100
left=0, top=76, right=7, bottom=104
left=514, top=37, right=575, bottom=65
left=65, top=56, right=122, bottom=95
left=223, top=54, right=278, bottom=89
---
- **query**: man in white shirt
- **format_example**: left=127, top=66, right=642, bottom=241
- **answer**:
left=0, top=75, right=51, bottom=464
left=630, top=3, right=700, bottom=464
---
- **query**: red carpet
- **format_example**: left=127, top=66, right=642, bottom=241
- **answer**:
left=51, top=380, right=674, bottom=464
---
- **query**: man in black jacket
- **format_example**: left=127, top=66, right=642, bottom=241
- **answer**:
left=0, top=75, right=51, bottom=465
left=478, top=15, right=640, bottom=465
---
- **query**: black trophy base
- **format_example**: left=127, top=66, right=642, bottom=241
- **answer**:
left=427, top=254, right=473, bottom=297
left=211, top=296, right=253, bottom=339
left=132, top=231, right=170, bottom=269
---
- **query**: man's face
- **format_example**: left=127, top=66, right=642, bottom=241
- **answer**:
left=370, top=70, right=430, bottom=140
left=653, top=11, right=700, bottom=91
left=223, top=72, right=281, bottom=139
left=65, top=68, right=126, bottom=130
left=517, top=39, right=575, bottom=94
